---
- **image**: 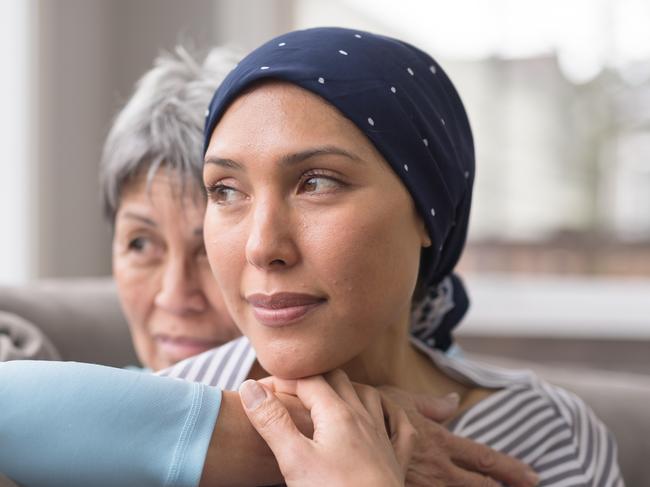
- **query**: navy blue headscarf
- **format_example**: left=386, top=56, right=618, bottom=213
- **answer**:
left=203, top=27, right=474, bottom=351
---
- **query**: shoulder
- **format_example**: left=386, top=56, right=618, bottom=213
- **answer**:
left=156, top=335, right=256, bottom=390
left=452, top=376, right=624, bottom=486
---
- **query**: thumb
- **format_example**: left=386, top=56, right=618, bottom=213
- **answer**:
left=239, top=379, right=306, bottom=462
left=414, top=392, right=460, bottom=422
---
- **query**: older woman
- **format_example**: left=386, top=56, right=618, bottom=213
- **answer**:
left=0, top=45, right=537, bottom=487
left=160, top=27, right=623, bottom=486
left=100, top=46, right=242, bottom=370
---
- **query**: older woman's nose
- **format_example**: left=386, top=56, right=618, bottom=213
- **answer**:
left=245, top=201, right=299, bottom=271
left=154, top=257, right=206, bottom=314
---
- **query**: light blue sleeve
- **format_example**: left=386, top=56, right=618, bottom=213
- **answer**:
left=0, top=360, right=222, bottom=487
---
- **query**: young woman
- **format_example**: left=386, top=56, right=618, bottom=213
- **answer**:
left=161, top=27, right=623, bottom=486
left=0, top=45, right=535, bottom=487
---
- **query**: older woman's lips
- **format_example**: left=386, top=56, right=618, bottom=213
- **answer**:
left=246, top=292, right=325, bottom=327
left=156, top=335, right=221, bottom=360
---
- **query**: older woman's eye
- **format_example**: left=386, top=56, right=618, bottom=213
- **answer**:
left=128, top=236, right=150, bottom=252
left=124, top=235, right=163, bottom=265
left=206, top=183, right=245, bottom=204
left=300, top=175, right=343, bottom=194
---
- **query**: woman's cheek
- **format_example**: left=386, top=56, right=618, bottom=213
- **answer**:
left=113, top=257, right=141, bottom=321
left=204, top=218, right=245, bottom=305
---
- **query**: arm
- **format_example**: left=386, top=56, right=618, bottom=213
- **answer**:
left=0, top=361, right=309, bottom=487
left=0, top=360, right=219, bottom=487
left=200, top=390, right=312, bottom=487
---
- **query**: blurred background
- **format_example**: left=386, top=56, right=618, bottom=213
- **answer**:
left=1, top=0, right=648, bottom=370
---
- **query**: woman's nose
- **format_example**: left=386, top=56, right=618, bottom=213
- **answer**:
left=245, top=201, right=299, bottom=271
left=154, top=257, right=206, bottom=314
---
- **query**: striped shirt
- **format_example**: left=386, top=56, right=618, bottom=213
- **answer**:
left=157, top=336, right=624, bottom=486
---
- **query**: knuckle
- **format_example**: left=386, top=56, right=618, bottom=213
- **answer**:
left=255, top=402, right=288, bottom=431
left=332, top=404, right=356, bottom=424
left=330, top=368, right=347, bottom=381
left=476, top=447, right=498, bottom=471
left=429, top=424, right=450, bottom=447
left=405, top=422, right=419, bottom=445
left=356, top=383, right=373, bottom=398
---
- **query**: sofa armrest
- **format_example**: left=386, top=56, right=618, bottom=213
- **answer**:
left=0, top=278, right=137, bottom=367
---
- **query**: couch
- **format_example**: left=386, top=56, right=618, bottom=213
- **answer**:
left=1, top=278, right=648, bottom=485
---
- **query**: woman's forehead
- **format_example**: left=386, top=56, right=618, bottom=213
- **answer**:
left=118, top=169, right=204, bottom=215
left=207, top=81, right=377, bottom=161
left=221, top=81, right=353, bottom=131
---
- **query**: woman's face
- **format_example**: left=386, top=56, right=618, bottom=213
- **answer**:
left=113, top=170, right=240, bottom=370
left=203, top=82, right=430, bottom=379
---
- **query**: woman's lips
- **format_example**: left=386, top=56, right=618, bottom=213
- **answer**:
left=246, top=292, right=326, bottom=327
left=155, top=335, right=221, bottom=361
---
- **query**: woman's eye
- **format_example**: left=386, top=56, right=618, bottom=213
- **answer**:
left=206, top=183, right=245, bottom=204
left=128, top=236, right=149, bottom=252
left=300, top=175, right=342, bottom=194
left=124, top=235, right=163, bottom=264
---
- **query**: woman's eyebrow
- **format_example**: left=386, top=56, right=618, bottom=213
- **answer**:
left=121, top=212, right=157, bottom=227
left=204, top=156, right=243, bottom=170
left=204, top=146, right=362, bottom=170
left=280, top=146, right=363, bottom=166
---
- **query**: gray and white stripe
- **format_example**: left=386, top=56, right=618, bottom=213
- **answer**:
left=156, top=336, right=255, bottom=390
left=157, top=336, right=624, bottom=486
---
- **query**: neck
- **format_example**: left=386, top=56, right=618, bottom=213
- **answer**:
left=340, top=314, right=466, bottom=397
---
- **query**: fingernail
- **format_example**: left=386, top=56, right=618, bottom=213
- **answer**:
left=240, top=380, right=267, bottom=410
left=444, top=392, right=460, bottom=407
left=526, top=470, right=539, bottom=485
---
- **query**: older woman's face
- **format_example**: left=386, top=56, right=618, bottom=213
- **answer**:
left=113, top=170, right=239, bottom=370
left=203, top=82, right=430, bottom=379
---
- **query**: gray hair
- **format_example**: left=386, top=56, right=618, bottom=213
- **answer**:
left=100, top=46, right=239, bottom=222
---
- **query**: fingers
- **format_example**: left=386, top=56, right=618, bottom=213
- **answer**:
left=238, top=379, right=307, bottom=465
left=448, top=435, right=539, bottom=487
left=325, top=370, right=369, bottom=418
left=354, top=383, right=385, bottom=429
left=382, top=398, right=417, bottom=474
left=259, top=375, right=342, bottom=413
left=446, top=465, right=503, bottom=487
left=377, top=385, right=460, bottom=422
left=414, top=392, right=460, bottom=422
left=262, top=370, right=377, bottom=425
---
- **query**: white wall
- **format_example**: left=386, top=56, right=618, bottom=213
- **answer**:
left=0, top=0, right=36, bottom=283
left=0, top=0, right=293, bottom=284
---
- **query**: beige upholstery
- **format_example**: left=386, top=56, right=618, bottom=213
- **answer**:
left=1, top=278, right=648, bottom=485
left=0, top=279, right=136, bottom=367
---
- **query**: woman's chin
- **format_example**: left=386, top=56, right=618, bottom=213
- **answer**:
left=258, top=353, right=337, bottom=380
